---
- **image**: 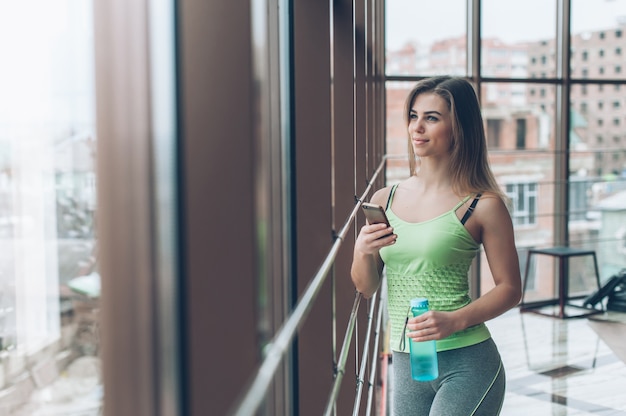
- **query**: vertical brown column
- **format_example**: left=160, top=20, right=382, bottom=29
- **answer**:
left=331, top=0, right=360, bottom=413
left=95, top=1, right=158, bottom=415
left=177, top=1, right=259, bottom=415
left=291, top=1, right=335, bottom=415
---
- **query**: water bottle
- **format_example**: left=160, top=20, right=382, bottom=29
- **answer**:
left=409, top=297, right=439, bottom=381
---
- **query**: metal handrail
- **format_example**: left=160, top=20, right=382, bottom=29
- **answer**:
left=229, top=156, right=388, bottom=416
left=323, top=291, right=363, bottom=416
left=351, top=289, right=378, bottom=416
left=323, top=276, right=385, bottom=416
left=365, top=284, right=385, bottom=416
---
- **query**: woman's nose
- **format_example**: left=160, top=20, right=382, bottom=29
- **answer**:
left=410, top=119, right=424, bottom=133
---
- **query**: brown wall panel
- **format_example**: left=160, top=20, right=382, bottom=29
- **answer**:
left=332, top=0, right=361, bottom=412
left=292, top=0, right=334, bottom=414
left=177, top=1, right=259, bottom=415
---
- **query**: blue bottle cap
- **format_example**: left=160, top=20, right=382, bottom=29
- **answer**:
left=410, top=297, right=429, bottom=308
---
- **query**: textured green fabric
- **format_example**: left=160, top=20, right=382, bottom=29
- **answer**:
left=379, top=185, right=491, bottom=353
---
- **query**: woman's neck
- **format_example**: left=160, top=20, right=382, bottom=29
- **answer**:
left=412, top=158, right=453, bottom=193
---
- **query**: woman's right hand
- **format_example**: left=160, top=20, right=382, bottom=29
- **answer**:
left=354, top=223, right=397, bottom=255
left=351, top=222, right=395, bottom=297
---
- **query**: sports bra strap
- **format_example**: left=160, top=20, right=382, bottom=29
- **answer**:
left=460, top=193, right=482, bottom=225
left=383, top=185, right=480, bottom=224
left=385, top=184, right=399, bottom=210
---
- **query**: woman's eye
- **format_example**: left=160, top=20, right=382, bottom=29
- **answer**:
left=409, top=113, right=417, bottom=119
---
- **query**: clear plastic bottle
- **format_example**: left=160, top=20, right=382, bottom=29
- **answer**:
left=409, top=297, right=439, bottom=381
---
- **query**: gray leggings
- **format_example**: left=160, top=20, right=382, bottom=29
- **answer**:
left=392, top=338, right=505, bottom=416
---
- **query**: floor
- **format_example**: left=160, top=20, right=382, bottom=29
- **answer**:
left=489, top=308, right=626, bottom=415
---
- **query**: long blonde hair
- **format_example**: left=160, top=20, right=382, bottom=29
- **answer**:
left=404, top=76, right=505, bottom=199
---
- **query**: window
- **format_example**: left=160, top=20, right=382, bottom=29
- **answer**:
left=0, top=1, right=100, bottom=408
left=505, top=182, right=538, bottom=226
left=569, top=177, right=591, bottom=221
left=487, top=119, right=502, bottom=148
left=516, top=119, right=527, bottom=149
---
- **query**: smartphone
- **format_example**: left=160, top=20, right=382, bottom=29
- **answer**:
left=361, top=202, right=390, bottom=227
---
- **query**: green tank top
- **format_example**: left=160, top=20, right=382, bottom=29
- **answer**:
left=379, top=185, right=491, bottom=353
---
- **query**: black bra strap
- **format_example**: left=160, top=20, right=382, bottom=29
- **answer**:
left=460, top=193, right=482, bottom=225
left=385, top=184, right=398, bottom=210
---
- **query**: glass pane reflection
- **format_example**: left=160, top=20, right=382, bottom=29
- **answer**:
left=385, top=0, right=466, bottom=76
left=0, top=1, right=100, bottom=413
left=385, top=81, right=412, bottom=182
left=572, top=0, right=626, bottom=80
left=482, top=0, right=557, bottom=79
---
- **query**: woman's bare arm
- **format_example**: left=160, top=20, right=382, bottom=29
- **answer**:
left=350, top=188, right=397, bottom=298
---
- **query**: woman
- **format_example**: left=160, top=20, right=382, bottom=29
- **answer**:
left=351, top=76, right=521, bottom=415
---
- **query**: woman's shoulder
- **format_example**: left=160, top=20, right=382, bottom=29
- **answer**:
left=369, top=186, right=394, bottom=207
left=371, top=177, right=414, bottom=201
left=369, top=181, right=405, bottom=206
left=475, top=190, right=502, bottom=201
left=473, top=191, right=511, bottom=222
left=475, top=190, right=508, bottom=206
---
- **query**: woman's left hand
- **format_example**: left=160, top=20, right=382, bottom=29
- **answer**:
left=405, top=310, right=461, bottom=341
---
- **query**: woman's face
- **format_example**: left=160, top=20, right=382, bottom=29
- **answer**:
left=408, top=92, right=453, bottom=159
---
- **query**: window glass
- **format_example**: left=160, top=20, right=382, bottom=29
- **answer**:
left=570, top=82, right=626, bottom=278
left=479, top=81, right=557, bottom=296
left=482, top=0, right=556, bottom=79
left=571, top=0, right=626, bottom=80
left=0, top=1, right=100, bottom=412
left=483, top=82, right=554, bottom=151
left=385, top=81, right=413, bottom=182
left=385, top=0, right=466, bottom=76
left=483, top=80, right=556, bottom=241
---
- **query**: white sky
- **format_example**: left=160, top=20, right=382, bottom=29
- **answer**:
left=0, top=1, right=94, bottom=126
left=386, top=0, right=626, bottom=50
